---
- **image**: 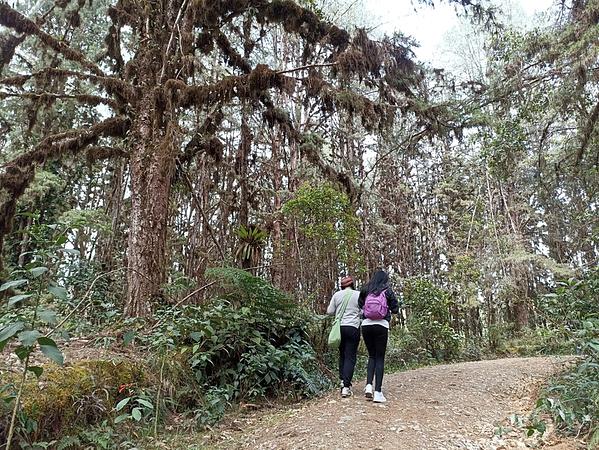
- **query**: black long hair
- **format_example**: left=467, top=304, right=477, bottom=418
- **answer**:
left=361, top=270, right=389, bottom=296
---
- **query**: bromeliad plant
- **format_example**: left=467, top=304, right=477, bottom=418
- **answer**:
left=0, top=223, right=74, bottom=449
left=235, top=225, right=268, bottom=269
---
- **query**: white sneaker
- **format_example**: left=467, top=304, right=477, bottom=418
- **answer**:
left=364, top=384, right=373, bottom=400
left=373, top=391, right=386, bottom=403
left=341, top=387, right=352, bottom=397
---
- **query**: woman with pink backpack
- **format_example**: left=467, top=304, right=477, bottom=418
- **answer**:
left=358, top=270, right=400, bottom=403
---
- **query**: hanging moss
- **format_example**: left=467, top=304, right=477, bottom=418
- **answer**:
left=85, top=145, right=128, bottom=163
left=167, top=65, right=295, bottom=109
left=0, top=3, right=102, bottom=75
left=0, top=32, right=25, bottom=70
left=0, top=116, right=130, bottom=244
left=196, top=31, right=214, bottom=54
left=215, top=30, right=251, bottom=73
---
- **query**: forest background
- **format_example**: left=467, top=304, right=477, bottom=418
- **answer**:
left=0, top=0, right=597, bottom=448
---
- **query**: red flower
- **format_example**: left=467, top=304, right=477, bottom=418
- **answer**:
left=118, top=383, right=133, bottom=394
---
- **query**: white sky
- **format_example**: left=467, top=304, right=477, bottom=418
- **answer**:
left=361, top=0, right=556, bottom=62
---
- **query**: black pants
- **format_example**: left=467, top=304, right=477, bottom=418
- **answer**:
left=338, top=326, right=360, bottom=388
left=361, top=324, right=388, bottom=392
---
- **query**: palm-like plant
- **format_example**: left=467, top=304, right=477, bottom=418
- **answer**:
left=236, top=225, right=268, bottom=269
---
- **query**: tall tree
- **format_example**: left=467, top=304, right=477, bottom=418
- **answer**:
left=0, top=0, right=440, bottom=316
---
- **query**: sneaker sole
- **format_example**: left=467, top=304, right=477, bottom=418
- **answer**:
left=365, top=392, right=373, bottom=400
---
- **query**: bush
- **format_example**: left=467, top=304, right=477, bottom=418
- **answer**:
left=537, top=267, right=599, bottom=330
left=495, top=326, right=576, bottom=356
left=149, top=268, right=331, bottom=426
left=532, top=270, right=599, bottom=447
left=386, top=328, right=430, bottom=368
left=402, top=278, right=461, bottom=361
left=537, top=319, right=599, bottom=446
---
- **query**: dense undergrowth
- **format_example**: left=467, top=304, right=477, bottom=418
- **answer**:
left=1, top=266, right=597, bottom=448
left=0, top=268, right=333, bottom=448
left=530, top=269, right=599, bottom=448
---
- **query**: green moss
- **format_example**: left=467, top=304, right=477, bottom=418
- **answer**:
left=2, top=359, right=147, bottom=441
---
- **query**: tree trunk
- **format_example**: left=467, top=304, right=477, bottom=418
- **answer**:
left=98, top=160, right=125, bottom=270
left=125, top=93, right=175, bottom=317
left=237, top=113, right=251, bottom=230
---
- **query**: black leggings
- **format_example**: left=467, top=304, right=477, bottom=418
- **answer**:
left=339, top=326, right=360, bottom=388
left=361, top=324, right=388, bottom=392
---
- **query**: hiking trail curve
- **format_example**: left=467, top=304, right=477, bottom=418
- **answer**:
left=203, top=356, right=583, bottom=450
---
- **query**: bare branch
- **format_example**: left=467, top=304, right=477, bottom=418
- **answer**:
left=361, top=127, right=430, bottom=184
left=160, top=0, right=189, bottom=82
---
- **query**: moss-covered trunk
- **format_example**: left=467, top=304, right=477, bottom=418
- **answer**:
left=125, top=91, right=175, bottom=317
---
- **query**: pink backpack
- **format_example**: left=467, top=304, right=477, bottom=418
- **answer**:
left=363, top=289, right=388, bottom=320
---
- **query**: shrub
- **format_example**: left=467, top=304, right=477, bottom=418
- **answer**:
left=537, top=267, right=599, bottom=330
left=537, top=319, right=599, bottom=446
left=402, top=278, right=461, bottom=361
left=533, top=269, right=599, bottom=447
left=149, top=268, right=331, bottom=426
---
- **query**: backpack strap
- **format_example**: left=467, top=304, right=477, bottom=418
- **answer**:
left=337, top=290, right=352, bottom=321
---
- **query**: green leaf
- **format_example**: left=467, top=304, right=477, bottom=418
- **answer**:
left=40, top=344, right=63, bottom=365
left=115, top=397, right=130, bottom=411
left=28, top=366, right=43, bottom=378
left=131, top=407, right=142, bottom=421
left=18, top=330, right=42, bottom=346
left=7, top=294, right=33, bottom=307
left=38, top=336, right=58, bottom=347
left=38, top=337, right=63, bottom=365
left=136, top=398, right=153, bottom=409
left=0, top=279, right=28, bottom=292
left=55, top=235, right=67, bottom=246
left=15, top=345, right=32, bottom=361
left=62, top=248, right=80, bottom=256
left=114, top=414, right=128, bottom=424
left=48, top=285, right=68, bottom=300
left=0, top=321, right=25, bottom=342
left=123, top=331, right=135, bottom=346
left=38, top=309, right=58, bottom=325
left=29, top=266, right=49, bottom=278
left=189, top=331, right=202, bottom=342
left=536, top=421, right=546, bottom=434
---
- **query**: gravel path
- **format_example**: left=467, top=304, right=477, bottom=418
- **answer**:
left=211, top=356, right=581, bottom=450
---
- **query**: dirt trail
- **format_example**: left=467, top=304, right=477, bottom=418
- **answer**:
left=211, top=356, right=582, bottom=450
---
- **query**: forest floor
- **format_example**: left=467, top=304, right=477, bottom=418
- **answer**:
left=151, top=356, right=585, bottom=450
